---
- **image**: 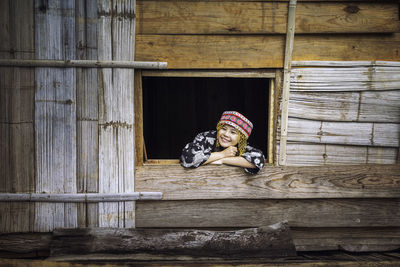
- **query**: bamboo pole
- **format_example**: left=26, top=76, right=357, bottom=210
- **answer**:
left=0, top=192, right=162, bottom=202
left=279, top=0, right=297, bottom=166
left=0, top=59, right=168, bottom=69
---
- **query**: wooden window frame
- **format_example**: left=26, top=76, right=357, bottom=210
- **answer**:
left=134, top=69, right=278, bottom=167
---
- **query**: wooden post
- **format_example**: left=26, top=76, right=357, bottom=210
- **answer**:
left=279, top=0, right=297, bottom=166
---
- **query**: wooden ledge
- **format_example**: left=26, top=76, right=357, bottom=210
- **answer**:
left=135, top=164, right=400, bottom=200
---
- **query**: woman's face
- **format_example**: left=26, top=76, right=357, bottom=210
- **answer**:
left=218, top=124, right=240, bottom=148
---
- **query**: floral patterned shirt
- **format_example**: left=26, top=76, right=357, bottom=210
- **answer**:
left=180, top=130, right=265, bottom=174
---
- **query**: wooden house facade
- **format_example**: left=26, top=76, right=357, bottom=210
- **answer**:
left=1, top=0, right=400, bottom=258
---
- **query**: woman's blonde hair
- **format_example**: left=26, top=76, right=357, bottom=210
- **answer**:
left=216, top=123, right=247, bottom=156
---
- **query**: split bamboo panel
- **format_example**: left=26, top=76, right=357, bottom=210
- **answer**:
left=137, top=1, right=400, bottom=34
left=135, top=34, right=400, bottom=69
left=34, top=0, right=77, bottom=231
left=76, top=0, right=99, bottom=228
left=97, top=0, right=136, bottom=228
left=0, top=0, right=35, bottom=233
left=135, top=164, right=400, bottom=200
left=135, top=198, right=400, bottom=228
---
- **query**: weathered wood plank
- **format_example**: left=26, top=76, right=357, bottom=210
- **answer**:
left=287, top=118, right=399, bottom=147
left=136, top=199, right=400, bottom=228
left=34, top=0, right=77, bottom=231
left=0, top=0, right=35, bottom=233
left=50, top=223, right=296, bottom=258
left=290, top=66, right=400, bottom=91
left=137, top=1, right=400, bottom=34
left=98, top=0, right=135, bottom=228
left=292, top=227, right=400, bottom=252
left=135, top=164, right=400, bottom=199
left=289, top=90, right=400, bottom=123
left=283, top=143, right=398, bottom=166
left=76, top=0, right=99, bottom=228
left=135, top=34, right=400, bottom=69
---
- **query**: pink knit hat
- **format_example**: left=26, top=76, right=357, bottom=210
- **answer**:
left=218, top=111, right=253, bottom=138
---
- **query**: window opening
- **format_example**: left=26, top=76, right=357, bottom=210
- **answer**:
left=142, top=76, right=269, bottom=160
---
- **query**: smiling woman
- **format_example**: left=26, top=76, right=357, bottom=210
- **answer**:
left=180, top=111, right=265, bottom=174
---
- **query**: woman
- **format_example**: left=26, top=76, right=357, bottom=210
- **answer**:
left=180, top=111, right=265, bottom=174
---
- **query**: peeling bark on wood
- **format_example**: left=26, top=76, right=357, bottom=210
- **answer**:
left=50, top=222, right=296, bottom=258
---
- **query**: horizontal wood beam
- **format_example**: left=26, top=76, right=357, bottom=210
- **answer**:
left=142, top=69, right=276, bottom=78
left=0, top=193, right=162, bottom=202
left=0, top=59, right=168, bottom=69
left=292, top=61, right=400, bottom=67
left=50, top=223, right=296, bottom=258
left=136, top=198, right=400, bottom=228
left=135, top=34, right=400, bottom=69
left=137, top=1, right=400, bottom=34
left=1, top=228, right=399, bottom=256
left=135, top=164, right=400, bottom=199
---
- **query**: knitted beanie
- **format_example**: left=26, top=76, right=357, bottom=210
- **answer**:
left=217, top=111, right=253, bottom=139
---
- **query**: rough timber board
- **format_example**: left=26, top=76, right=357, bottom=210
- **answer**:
left=288, top=90, right=400, bottom=123
left=0, top=0, right=35, bottom=233
left=135, top=164, right=400, bottom=199
left=135, top=34, right=400, bottom=69
left=136, top=199, right=400, bottom=228
left=280, top=143, right=398, bottom=166
left=137, top=1, right=400, bottom=34
left=287, top=118, right=399, bottom=147
left=34, top=0, right=77, bottom=231
left=97, top=0, right=135, bottom=228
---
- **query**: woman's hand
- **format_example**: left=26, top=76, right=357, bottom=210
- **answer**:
left=221, top=146, right=237, bottom=157
left=203, top=147, right=236, bottom=165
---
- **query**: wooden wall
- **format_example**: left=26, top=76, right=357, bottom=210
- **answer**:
left=135, top=0, right=400, bottom=68
left=280, top=61, right=400, bottom=165
left=0, top=0, right=35, bottom=233
left=134, top=0, right=400, bottom=253
left=0, top=0, right=136, bottom=233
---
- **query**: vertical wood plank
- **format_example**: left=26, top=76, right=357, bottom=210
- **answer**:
left=34, top=0, right=77, bottom=231
left=0, top=0, right=35, bottom=233
left=76, top=0, right=99, bottom=228
left=0, top=0, right=11, bottom=230
left=134, top=69, right=143, bottom=167
left=98, top=0, right=136, bottom=228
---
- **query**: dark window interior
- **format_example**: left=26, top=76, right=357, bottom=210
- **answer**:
left=142, top=77, right=269, bottom=159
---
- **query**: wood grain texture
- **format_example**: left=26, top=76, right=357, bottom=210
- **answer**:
left=292, top=227, right=400, bottom=252
left=76, top=0, right=99, bottom=228
left=290, top=67, right=400, bottom=91
left=98, top=0, right=136, bottom=228
left=137, top=1, right=400, bottom=34
left=0, top=0, right=35, bottom=233
left=135, top=164, right=400, bottom=199
left=283, top=143, right=398, bottom=166
left=287, top=118, right=399, bottom=147
left=50, top=223, right=296, bottom=258
left=1, top=228, right=398, bottom=255
left=34, top=0, right=77, bottom=232
left=135, top=34, right=400, bottom=69
left=289, top=90, right=400, bottom=123
left=136, top=198, right=400, bottom=228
